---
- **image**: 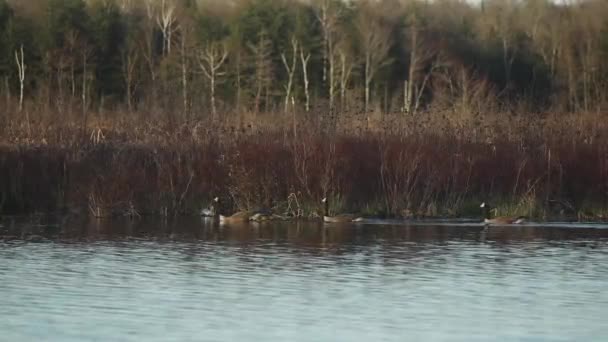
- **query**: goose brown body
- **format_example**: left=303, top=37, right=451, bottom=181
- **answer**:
left=480, top=202, right=526, bottom=225
left=211, top=197, right=252, bottom=224
left=322, top=198, right=363, bottom=223
left=219, top=210, right=252, bottom=224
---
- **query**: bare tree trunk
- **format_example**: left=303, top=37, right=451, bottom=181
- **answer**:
left=198, top=42, right=228, bottom=119
left=281, top=37, right=298, bottom=113
left=582, top=38, right=595, bottom=112
left=65, top=30, right=80, bottom=115
left=364, top=52, right=371, bottom=113
left=249, top=32, right=272, bottom=114
left=328, top=46, right=336, bottom=112
left=70, top=61, right=75, bottom=115
left=300, top=50, right=311, bottom=112
left=4, top=76, right=10, bottom=108
left=142, top=3, right=158, bottom=110
left=180, top=32, right=189, bottom=117
left=357, top=10, right=391, bottom=114
left=413, top=65, right=434, bottom=115
left=403, top=80, right=409, bottom=113
left=460, top=68, right=468, bottom=113
left=404, top=19, right=436, bottom=115
left=502, top=37, right=513, bottom=86
left=142, top=39, right=157, bottom=110
left=264, top=83, right=270, bottom=113
left=317, top=0, right=329, bottom=83
left=122, top=48, right=138, bottom=112
left=156, top=0, right=176, bottom=56
left=254, top=75, right=262, bottom=113
left=57, top=57, right=65, bottom=112
left=384, top=83, right=388, bottom=113
left=14, top=45, right=25, bottom=113
left=44, top=54, right=52, bottom=112
left=236, top=50, right=241, bottom=111
left=550, top=45, right=558, bottom=78
left=406, top=25, right=418, bottom=114
left=315, top=0, right=338, bottom=110
left=82, top=51, right=88, bottom=121
left=566, top=52, right=577, bottom=111
left=338, top=49, right=353, bottom=111
left=340, top=52, right=347, bottom=110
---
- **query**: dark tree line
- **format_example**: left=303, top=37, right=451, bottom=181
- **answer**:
left=1, top=0, right=608, bottom=121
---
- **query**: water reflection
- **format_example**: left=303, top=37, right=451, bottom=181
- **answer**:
left=1, top=217, right=608, bottom=341
left=3, top=216, right=608, bottom=245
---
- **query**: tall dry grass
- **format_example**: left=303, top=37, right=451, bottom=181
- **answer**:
left=0, top=105, right=607, bottom=219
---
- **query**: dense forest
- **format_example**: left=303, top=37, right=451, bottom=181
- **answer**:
left=0, top=0, right=607, bottom=119
left=0, top=0, right=607, bottom=219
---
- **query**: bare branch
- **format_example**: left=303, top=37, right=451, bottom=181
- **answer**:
left=198, top=42, right=229, bottom=118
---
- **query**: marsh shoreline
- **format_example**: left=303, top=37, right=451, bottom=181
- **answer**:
left=1, top=125, right=606, bottom=221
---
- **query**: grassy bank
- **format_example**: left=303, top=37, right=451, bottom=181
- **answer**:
left=1, top=108, right=607, bottom=221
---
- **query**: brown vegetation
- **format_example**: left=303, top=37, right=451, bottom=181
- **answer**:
left=1, top=0, right=608, bottom=219
left=1, top=106, right=606, bottom=220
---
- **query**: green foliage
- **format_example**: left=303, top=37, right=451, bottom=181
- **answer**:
left=0, top=0, right=13, bottom=74
left=196, top=12, right=230, bottom=44
left=47, top=0, right=91, bottom=48
left=90, top=0, right=126, bottom=99
left=0, top=7, right=41, bottom=91
left=0, top=0, right=11, bottom=31
left=292, top=3, right=319, bottom=50
left=0, top=0, right=606, bottom=114
left=238, top=0, right=294, bottom=52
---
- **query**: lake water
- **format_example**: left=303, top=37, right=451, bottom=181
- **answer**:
left=1, top=217, right=608, bottom=341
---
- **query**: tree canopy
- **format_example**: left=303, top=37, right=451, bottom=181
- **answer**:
left=0, top=0, right=607, bottom=115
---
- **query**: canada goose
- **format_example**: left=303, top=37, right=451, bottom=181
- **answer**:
left=249, top=208, right=274, bottom=222
left=219, top=210, right=252, bottom=224
left=200, top=197, right=219, bottom=217
left=213, top=197, right=251, bottom=224
left=480, top=202, right=526, bottom=225
left=322, top=197, right=364, bottom=223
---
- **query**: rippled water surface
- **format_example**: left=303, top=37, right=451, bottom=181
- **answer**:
left=1, top=218, right=608, bottom=341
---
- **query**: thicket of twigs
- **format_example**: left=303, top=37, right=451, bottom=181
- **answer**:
left=1, top=106, right=606, bottom=220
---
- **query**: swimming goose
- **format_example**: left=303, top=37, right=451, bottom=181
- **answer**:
left=219, top=210, right=252, bottom=224
left=322, top=198, right=364, bottom=223
left=200, top=197, right=219, bottom=217
left=213, top=197, right=252, bottom=224
left=480, top=202, right=526, bottom=225
left=249, top=208, right=274, bottom=222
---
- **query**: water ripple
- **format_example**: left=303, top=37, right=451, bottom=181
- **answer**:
left=1, top=222, right=608, bottom=341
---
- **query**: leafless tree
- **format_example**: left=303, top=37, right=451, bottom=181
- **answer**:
left=141, top=0, right=159, bottom=108
left=198, top=42, right=229, bottom=118
left=315, top=0, right=340, bottom=111
left=281, top=36, right=299, bottom=113
left=122, top=44, right=139, bottom=112
left=356, top=6, right=392, bottom=113
left=81, top=43, right=93, bottom=121
left=178, top=16, right=197, bottom=117
left=337, top=47, right=354, bottom=111
left=300, top=49, right=311, bottom=112
left=14, top=44, right=25, bottom=113
left=403, top=18, right=436, bottom=115
left=248, top=31, right=273, bottom=113
left=156, top=0, right=178, bottom=56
